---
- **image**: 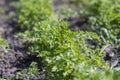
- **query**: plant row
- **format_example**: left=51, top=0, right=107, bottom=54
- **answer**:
left=17, top=0, right=120, bottom=80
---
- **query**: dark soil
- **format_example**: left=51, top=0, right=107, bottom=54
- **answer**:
left=53, top=0, right=91, bottom=31
left=0, top=0, right=44, bottom=79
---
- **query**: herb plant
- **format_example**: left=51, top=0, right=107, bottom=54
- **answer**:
left=18, top=0, right=120, bottom=80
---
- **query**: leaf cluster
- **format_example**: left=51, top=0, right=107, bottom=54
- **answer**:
left=18, top=0, right=120, bottom=80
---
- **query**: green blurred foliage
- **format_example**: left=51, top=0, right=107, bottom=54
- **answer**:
left=17, top=0, right=120, bottom=80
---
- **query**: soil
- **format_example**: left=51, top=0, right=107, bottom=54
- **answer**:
left=0, top=0, right=44, bottom=79
left=53, top=0, right=92, bottom=31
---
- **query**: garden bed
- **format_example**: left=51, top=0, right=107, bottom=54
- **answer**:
left=0, top=0, right=120, bottom=80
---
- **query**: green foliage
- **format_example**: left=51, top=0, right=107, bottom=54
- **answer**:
left=14, top=62, right=39, bottom=80
left=0, top=79, right=7, bottom=80
left=19, top=0, right=54, bottom=30
left=79, top=0, right=120, bottom=45
left=18, top=0, right=120, bottom=80
left=0, top=33, right=9, bottom=51
left=56, top=6, right=77, bottom=19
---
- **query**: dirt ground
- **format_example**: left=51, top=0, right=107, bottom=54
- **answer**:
left=0, top=0, right=44, bottom=79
